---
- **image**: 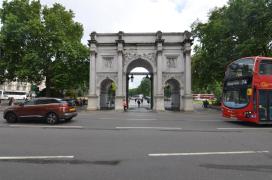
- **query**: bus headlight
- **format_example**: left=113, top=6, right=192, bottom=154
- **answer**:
left=244, top=111, right=256, bottom=118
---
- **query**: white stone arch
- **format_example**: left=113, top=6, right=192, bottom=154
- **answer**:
left=162, top=74, right=184, bottom=89
left=99, top=78, right=116, bottom=110
left=87, top=31, right=193, bottom=111
left=124, top=57, right=155, bottom=109
left=124, top=57, right=155, bottom=74
left=97, top=77, right=117, bottom=90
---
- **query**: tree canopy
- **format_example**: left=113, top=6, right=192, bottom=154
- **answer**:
left=0, top=0, right=89, bottom=96
left=192, top=0, right=272, bottom=93
left=129, top=77, right=151, bottom=97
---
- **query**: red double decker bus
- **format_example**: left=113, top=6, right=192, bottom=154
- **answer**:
left=222, top=56, right=272, bottom=124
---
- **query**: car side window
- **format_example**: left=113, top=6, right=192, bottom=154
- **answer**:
left=48, top=99, right=60, bottom=104
left=36, top=99, right=49, bottom=104
left=35, top=99, right=60, bottom=105
left=24, top=99, right=35, bottom=105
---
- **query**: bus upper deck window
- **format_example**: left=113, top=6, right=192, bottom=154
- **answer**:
left=259, top=60, right=272, bottom=75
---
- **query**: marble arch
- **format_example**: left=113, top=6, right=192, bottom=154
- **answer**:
left=87, top=31, right=193, bottom=111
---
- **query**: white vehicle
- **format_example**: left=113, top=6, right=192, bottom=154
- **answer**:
left=0, top=90, right=9, bottom=100
left=2, top=90, right=27, bottom=100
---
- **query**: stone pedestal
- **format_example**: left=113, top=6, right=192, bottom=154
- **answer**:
left=87, top=95, right=98, bottom=111
left=155, top=95, right=165, bottom=111
left=183, top=95, right=193, bottom=111
left=115, top=96, right=125, bottom=111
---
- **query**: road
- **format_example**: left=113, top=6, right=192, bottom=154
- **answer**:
left=0, top=105, right=272, bottom=180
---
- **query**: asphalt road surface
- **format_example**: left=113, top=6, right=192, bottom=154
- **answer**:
left=0, top=105, right=272, bottom=180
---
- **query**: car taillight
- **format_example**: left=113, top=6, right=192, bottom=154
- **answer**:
left=60, top=103, right=69, bottom=112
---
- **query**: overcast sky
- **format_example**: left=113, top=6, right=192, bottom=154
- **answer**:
left=0, top=0, right=229, bottom=89
left=36, top=0, right=229, bottom=44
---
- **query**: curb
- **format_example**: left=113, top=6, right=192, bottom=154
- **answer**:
left=208, top=105, right=221, bottom=111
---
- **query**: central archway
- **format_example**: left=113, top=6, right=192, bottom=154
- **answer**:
left=125, top=58, right=154, bottom=110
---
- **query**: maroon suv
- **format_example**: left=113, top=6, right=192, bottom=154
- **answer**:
left=3, top=98, right=77, bottom=124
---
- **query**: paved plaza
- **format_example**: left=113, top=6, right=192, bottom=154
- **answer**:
left=0, top=104, right=272, bottom=180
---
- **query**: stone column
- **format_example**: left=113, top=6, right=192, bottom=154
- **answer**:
left=115, top=31, right=125, bottom=111
left=155, top=31, right=165, bottom=111
left=183, top=31, right=194, bottom=111
left=87, top=32, right=98, bottom=110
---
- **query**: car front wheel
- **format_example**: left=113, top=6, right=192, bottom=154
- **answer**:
left=46, top=112, right=59, bottom=125
left=5, top=112, right=17, bottom=123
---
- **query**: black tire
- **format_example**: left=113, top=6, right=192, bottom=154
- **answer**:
left=65, top=118, right=72, bottom=122
left=46, top=112, right=59, bottom=125
left=5, top=112, right=17, bottom=123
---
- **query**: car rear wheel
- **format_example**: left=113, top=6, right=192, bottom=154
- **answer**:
left=65, top=117, right=72, bottom=122
left=5, top=112, right=17, bottom=123
left=46, top=112, right=59, bottom=125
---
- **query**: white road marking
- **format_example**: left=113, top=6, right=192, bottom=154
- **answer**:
left=116, top=127, right=182, bottom=130
left=126, top=119, right=157, bottom=121
left=217, top=128, right=272, bottom=130
left=99, top=118, right=116, bottom=120
left=8, top=125, right=83, bottom=129
left=148, top=150, right=270, bottom=157
left=193, top=120, right=221, bottom=122
left=0, top=156, right=75, bottom=160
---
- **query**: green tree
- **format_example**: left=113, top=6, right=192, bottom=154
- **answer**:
left=128, top=88, right=138, bottom=97
left=0, top=0, right=89, bottom=96
left=192, top=0, right=272, bottom=92
left=137, top=77, right=151, bottom=97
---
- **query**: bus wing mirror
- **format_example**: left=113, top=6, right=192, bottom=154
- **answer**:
left=247, top=88, right=253, bottom=96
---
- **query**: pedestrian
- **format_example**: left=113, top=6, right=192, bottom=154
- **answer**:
left=137, top=99, right=141, bottom=108
left=8, top=97, right=15, bottom=106
left=123, top=99, right=127, bottom=111
left=203, top=100, right=209, bottom=108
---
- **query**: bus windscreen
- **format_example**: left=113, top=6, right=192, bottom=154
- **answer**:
left=225, top=58, right=254, bottom=79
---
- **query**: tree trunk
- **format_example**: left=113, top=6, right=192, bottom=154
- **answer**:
left=45, top=76, right=51, bottom=97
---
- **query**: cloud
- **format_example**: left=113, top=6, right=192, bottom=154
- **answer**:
left=0, top=0, right=228, bottom=43
left=37, top=0, right=228, bottom=44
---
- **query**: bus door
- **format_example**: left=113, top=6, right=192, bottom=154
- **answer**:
left=258, top=90, right=272, bottom=122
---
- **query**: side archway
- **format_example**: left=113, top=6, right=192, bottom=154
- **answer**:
left=164, top=79, right=181, bottom=111
left=99, top=79, right=116, bottom=110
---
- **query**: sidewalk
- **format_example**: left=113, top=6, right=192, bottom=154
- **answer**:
left=0, top=105, right=7, bottom=112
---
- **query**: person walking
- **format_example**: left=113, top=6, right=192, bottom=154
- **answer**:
left=123, top=99, right=127, bottom=111
left=8, top=97, right=15, bottom=106
left=137, top=99, right=141, bottom=108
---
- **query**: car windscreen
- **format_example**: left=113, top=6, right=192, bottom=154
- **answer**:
left=62, top=99, right=75, bottom=106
